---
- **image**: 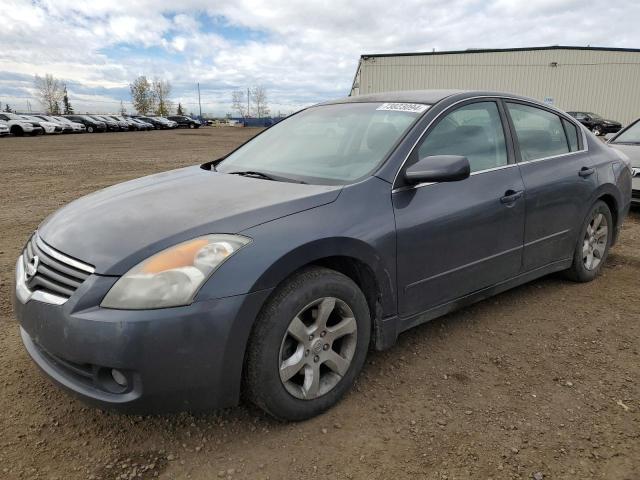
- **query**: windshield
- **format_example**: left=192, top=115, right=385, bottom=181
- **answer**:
left=216, top=102, right=426, bottom=184
left=587, top=112, right=603, bottom=120
left=612, top=120, right=640, bottom=144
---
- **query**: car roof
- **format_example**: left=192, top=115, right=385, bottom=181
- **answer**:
left=317, top=89, right=539, bottom=107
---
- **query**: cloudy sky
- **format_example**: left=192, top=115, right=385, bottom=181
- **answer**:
left=1, top=0, right=639, bottom=116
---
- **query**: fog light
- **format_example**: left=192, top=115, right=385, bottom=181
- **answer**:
left=111, top=369, right=128, bottom=388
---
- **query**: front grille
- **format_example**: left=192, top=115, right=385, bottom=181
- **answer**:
left=22, top=235, right=94, bottom=300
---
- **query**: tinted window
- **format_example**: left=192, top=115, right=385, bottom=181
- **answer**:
left=417, top=102, right=508, bottom=172
left=507, top=103, right=570, bottom=161
left=562, top=118, right=580, bottom=151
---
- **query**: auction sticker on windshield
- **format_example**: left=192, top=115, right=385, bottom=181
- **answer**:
left=376, top=103, right=429, bottom=113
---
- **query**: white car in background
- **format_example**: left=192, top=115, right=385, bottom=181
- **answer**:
left=0, top=112, right=43, bottom=136
left=0, top=120, right=9, bottom=136
left=21, top=115, right=63, bottom=134
left=51, top=116, right=87, bottom=133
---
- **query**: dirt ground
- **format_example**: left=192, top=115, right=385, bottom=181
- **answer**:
left=0, top=128, right=638, bottom=480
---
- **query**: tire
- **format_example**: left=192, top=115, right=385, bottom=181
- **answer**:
left=10, top=126, right=24, bottom=137
left=245, top=266, right=371, bottom=421
left=564, top=200, right=612, bottom=282
left=189, top=123, right=195, bottom=129
left=87, top=126, right=94, bottom=133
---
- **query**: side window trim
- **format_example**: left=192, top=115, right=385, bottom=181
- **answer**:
left=503, top=99, right=587, bottom=164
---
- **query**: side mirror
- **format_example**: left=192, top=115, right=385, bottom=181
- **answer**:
left=404, top=155, right=471, bottom=184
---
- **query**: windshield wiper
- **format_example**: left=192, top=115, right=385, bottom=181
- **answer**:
left=228, top=170, right=276, bottom=181
left=228, top=170, right=307, bottom=184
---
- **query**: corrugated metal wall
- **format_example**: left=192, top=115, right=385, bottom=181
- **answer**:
left=352, top=48, right=640, bottom=125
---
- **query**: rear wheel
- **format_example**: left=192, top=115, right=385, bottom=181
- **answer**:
left=245, top=267, right=371, bottom=421
left=87, top=126, right=94, bottom=133
left=565, top=200, right=612, bottom=282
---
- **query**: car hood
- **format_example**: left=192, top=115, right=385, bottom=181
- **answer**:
left=610, top=144, right=640, bottom=167
left=38, top=166, right=341, bottom=275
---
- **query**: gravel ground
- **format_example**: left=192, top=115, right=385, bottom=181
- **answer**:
left=0, top=128, right=638, bottom=480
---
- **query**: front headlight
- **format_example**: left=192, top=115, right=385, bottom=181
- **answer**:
left=101, top=234, right=251, bottom=309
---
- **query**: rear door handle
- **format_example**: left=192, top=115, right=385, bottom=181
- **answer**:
left=500, top=189, right=523, bottom=204
left=579, top=167, right=595, bottom=178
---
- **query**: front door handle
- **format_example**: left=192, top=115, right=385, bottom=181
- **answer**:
left=500, top=189, right=523, bottom=204
left=579, top=167, right=595, bottom=178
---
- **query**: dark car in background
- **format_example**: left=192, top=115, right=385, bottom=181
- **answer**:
left=65, top=115, right=106, bottom=133
left=567, top=111, right=622, bottom=136
left=137, top=116, right=171, bottom=129
left=607, top=117, right=640, bottom=206
left=167, top=115, right=201, bottom=129
left=14, top=90, right=632, bottom=421
left=90, top=115, right=122, bottom=132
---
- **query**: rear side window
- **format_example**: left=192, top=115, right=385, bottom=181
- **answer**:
left=507, top=103, right=570, bottom=161
left=562, top=118, right=580, bottom=152
left=417, top=101, right=508, bottom=173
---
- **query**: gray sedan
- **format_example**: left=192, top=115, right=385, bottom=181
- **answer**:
left=14, top=90, right=633, bottom=421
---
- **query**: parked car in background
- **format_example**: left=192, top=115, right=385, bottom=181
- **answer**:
left=53, top=116, right=86, bottom=133
left=65, top=115, right=106, bottom=133
left=33, top=115, right=74, bottom=134
left=90, top=115, right=122, bottom=132
left=0, top=113, right=43, bottom=136
left=105, top=115, right=129, bottom=131
left=167, top=115, right=201, bottom=129
left=0, top=120, right=9, bottom=136
left=137, top=116, right=170, bottom=129
left=21, top=115, right=63, bottom=134
left=13, top=90, right=632, bottom=421
left=567, top=111, right=622, bottom=136
left=608, top=117, right=640, bottom=206
left=130, top=118, right=153, bottom=130
left=108, top=115, right=138, bottom=131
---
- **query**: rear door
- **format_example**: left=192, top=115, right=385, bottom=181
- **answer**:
left=504, top=101, right=597, bottom=271
left=394, top=99, right=526, bottom=317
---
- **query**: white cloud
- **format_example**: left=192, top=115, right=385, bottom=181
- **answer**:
left=1, top=0, right=639, bottom=115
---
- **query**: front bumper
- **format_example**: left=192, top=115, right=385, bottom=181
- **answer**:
left=14, top=257, right=272, bottom=413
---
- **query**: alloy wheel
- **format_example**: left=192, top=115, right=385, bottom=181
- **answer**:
left=279, top=297, right=357, bottom=400
left=583, top=212, right=608, bottom=270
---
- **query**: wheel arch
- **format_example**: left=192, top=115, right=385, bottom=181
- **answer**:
left=587, top=183, right=622, bottom=245
left=249, top=237, right=397, bottom=350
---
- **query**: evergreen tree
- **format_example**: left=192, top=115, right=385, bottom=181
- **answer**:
left=177, top=103, right=184, bottom=115
left=62, top=85, right=74, bottom=114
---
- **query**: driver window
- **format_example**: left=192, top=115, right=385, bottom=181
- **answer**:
left=417, top=102, right=508, bottom=173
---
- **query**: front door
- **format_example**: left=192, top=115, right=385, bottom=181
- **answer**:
left=394, top=100, right=526, bottom=318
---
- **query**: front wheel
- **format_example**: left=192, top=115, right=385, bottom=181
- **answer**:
left=565, top=200, right=612, bottom=282
left=245, top=267, right=371, bottom=421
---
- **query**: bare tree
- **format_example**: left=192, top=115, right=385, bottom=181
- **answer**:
left=129, top=76, right=154, bottom=114
left=231, top=90, right=247, bottom=118
left=153, top=79, right=172, bottom=116
left=3, top=104, right=12, bottom=113
left=250, top=85, right=270, bottom=118
left=119, top=100, right=127, bottom=116
left=34, top=74, right=64, bottom=114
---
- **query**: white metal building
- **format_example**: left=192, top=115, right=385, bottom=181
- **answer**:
left=350, top=46, right=640, bottom=125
